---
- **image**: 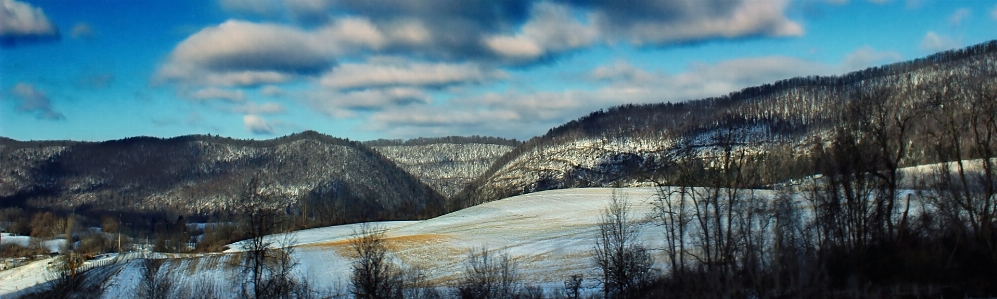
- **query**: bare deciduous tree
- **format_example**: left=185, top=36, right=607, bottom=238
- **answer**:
left=563, top=274, right=583, bottom=299
left=137, top=258, right=174, bottom=299
left=594, top=190, right=655, bottom=299
left=349, top=223, right=403, bottom=299
left=458, top=247, right=521, bottom=299
left=239, top=175, right=310, bottom=299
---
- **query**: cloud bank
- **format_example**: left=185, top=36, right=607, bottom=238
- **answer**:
left=0, top=0, right=59, bottom=47
left=158, top=0, right=806, bottom=137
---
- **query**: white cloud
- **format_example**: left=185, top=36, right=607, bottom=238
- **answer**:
left=949, top=8, right=970, bottom=26
left=243, top=114, right=274, bottom=134
left=308, top=58, right=507, bottom=118
left=320, top=59, right=503, bottom=90
left=920, top=31, right=959, bottom=53
left=991, top=4, right=997, bottom=21
left=189, top=87, right=245, bottom=102
left=485, top=36, right=544, bottom=60
left=0, top=0, right=59, bottom=45
left=307, top=87, right=430, bottom=118
left=590, top=0, right=803, bottom=46
left=156, top=20, right=332, bottom=87
left=315, top=17, right=387, bottom=52
left=485, top=2, right=596, bottom=61
left=10, top=83, right=64, bottom=120
left=156, top=18, right=407, bottom=87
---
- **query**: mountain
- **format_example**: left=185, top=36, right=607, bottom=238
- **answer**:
left=0, top=131, right=445, bottom=222
left=453, top=40, right=997, bottom=208
left=365, top=137, right=520, bottom=198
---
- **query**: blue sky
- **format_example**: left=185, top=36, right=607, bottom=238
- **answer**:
left=1, top=0, right=995, bottom=141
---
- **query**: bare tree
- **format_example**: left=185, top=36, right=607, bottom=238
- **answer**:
left=137, top=258, right=174, bottom=299
left=239, top=175, right=309, bottom=299
left=924, top=74, right=997, bottom=259
left=458, top=247, right=521, bottom=299
left=349, top=223, right=403, bottom=299
left=402, top=265, right=443, bottom=299
left=593, top=190, right=655, bottom=299
left=651, top=186, right=690, bottom=279
left=563, top=274, right=583, bottom=299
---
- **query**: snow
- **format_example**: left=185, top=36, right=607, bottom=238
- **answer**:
left=898, top=158, right=997, bottom=188
left=289, top=187, right=672, bottom=286
left=0, top=257, right=59, bottom=296
left=2, top=187, right=676, bottom=297
left=0, top=233, right=30, bottom=248
left=0, top=234, right=66, bottom=254
left=225, top=221, right=417, bottom=252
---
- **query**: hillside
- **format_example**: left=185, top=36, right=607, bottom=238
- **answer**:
left=0, top=131, right=444, bottom=221
left=368, top=138, right=517, bottom=198
left=454, top=40, right=997, bottom=208
left=1, top=188, right=667, bottom=298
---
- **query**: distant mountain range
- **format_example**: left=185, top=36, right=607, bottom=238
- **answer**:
left=2, top=40, right=995, bottom=221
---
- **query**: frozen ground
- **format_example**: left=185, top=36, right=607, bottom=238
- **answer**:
left=1, top=187, right=677, bottom=297
left=290, top=187, right=675, bottom=286
left=222, top=188, right=678, bottom=288
left=0, top=256, right=59, bottom=296
left=0, top=234, right=65, bottom=254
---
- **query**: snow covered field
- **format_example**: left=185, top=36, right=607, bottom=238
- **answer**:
left=289, top=187, right=676, bottom=287
left=0, top=187, right=680, bottom=297
left=0, top=233, right=66, bottom=254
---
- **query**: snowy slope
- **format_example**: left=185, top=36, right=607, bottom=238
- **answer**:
left=0, top=257, right=59, bottom=296
left=280, top=188, right=684, bottom=287
left=1, top=187, right=775, bottom=297
left=372, top=143, right=514, bottom=198
left=0, top=234, right=67, bottom=254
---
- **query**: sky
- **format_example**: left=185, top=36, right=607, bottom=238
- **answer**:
left=1, top=0, right=995, bottom=142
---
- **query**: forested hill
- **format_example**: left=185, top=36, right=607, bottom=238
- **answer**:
left=0, top=130, right=445, bottom=223
left=454, top=40, right=997, bottom=209
left=364, top=136, right=520, bottom=198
